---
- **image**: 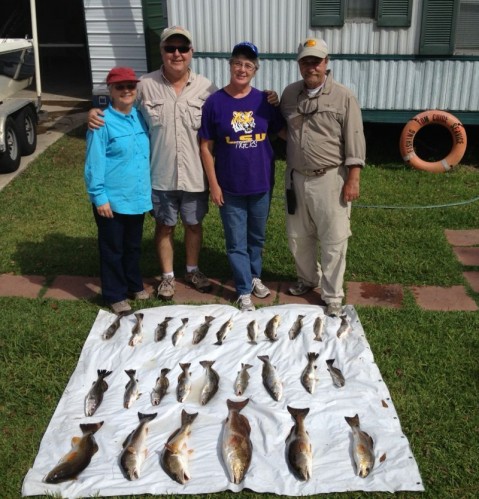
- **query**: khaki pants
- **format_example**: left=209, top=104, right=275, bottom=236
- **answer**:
left=285, top=167, right=351, bottom=303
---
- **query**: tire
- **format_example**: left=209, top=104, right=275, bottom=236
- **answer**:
left=0, top=117, right=21, bottom=174
left=15, top=106, right=37, bottom=156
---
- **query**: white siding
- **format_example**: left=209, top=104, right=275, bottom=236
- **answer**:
left=83, top=0, right=148, bottom=94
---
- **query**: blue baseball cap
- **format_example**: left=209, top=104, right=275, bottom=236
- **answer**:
left=232, top=41, right=259, bottom=59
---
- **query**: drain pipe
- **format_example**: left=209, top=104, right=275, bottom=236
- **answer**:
left=29, top=0, right=42, bottom=111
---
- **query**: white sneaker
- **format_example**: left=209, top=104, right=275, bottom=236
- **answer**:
left=252, top=277, right=270, bottom=298
left=237, top=294, right=255, bottom=312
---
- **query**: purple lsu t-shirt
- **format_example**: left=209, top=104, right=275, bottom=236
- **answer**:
left=199, top=87, right=284, bottom=196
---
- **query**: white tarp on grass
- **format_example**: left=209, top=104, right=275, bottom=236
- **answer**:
left=22, top=304, right=423, bottom=497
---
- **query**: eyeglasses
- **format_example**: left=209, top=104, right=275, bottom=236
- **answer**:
left=113, top=83, right=137, bottom=91
left=231, top=60, right=256, bottom=72
left=163, top=45, right=191, bottom=53
left=297, top=97, right=319, bottom=116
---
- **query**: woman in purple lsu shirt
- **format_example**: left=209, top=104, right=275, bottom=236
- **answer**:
left=199, top=42, right=285, bottom=311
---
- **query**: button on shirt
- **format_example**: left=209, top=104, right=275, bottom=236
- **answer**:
left=137, top=67, right=217, bottom=192
left=85, top=105, right=152, bottom=214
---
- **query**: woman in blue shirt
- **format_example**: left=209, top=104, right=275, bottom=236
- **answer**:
left=85, top=67, right=152, bottom=314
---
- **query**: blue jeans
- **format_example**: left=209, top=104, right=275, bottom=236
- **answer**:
left=93, top=206, right=145, bottom=303
left=219, top=191, right=271, bottom=296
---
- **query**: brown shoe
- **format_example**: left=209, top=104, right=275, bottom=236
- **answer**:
left=157, top=276, right=175, bottom=300
left=184, top=269, right=212, bottom=293
left=131, top=289, right=150, bottom=300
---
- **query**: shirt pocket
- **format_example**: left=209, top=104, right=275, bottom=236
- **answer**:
left=182, top=99, right=204, bottom=130
left=143, top=99, right=167, bottom=127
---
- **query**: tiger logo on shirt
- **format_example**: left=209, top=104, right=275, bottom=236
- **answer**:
left=231, top=111, right=256, bottom=134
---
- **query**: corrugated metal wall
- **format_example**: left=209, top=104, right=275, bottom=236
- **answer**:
left=168, top=0, right=478, bottom=114
left=83, top=0, right=148, bottom=93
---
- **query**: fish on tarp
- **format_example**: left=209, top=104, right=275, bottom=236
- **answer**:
left=124, top=369, right=141, bottom=408
left=246, top=319, right=259, bottom=344
left=264, top=314, right=281, bottom=342
left=258, top=355, right=283, bottom=401
left=84, top=369, right=112, bottom=416
left=301, top=352, right=319, bottom=394
left=155, top=317, right=173, bottom=342
left=172, top=318, right=189, bottom=346
left=43, top=421, right=103, bottom=484
left=151, top=368, right=170, bottom=406
left=234, top=363, right=252, bottom=396
left=160, top=409, right=198, bottom=484
left=214, top=317, right=234, bottom=345
left=120, top=412, right=157, bottom=480
left=313, top=315, right=324, bottom=341
left=102, top=314, right=121, bottom=340
left=337, top=314, right=352, bottom=339
left=176, top=362, right=192, bottom=402
left=285, top=406, right=312, bottom=481
left=344, top=414, right=375, bottom=478
left=222, top=398, right=253, bottom=484
left=192, top=316, right=215, bottom=344
left=199, top=360, right=220, bottom=405
left=129, top=312, right=144, bottom=346
left=288, top=314, right=305, bottom=340
left=326, top=358, right=345, bottom=387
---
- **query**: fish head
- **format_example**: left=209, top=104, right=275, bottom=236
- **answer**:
left=231, top=461, right=247, bottom=484
left=125, top=466, right=140, bottom=481
left=358, top=464, right=372, bottom=478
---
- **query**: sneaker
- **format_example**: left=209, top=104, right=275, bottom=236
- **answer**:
left=237, top=294, right=255, bottom=312
left=326, top=302, right=343, bottom=317
left=131, top=289, right=150, bottom=300
left=184, top=269, right=212, bottom=293
left=252, top=277, right=270, bottom=298
left=288, top=281, right=313, bottom=296
left=157, top=276, right=175, bottom=300
left=110, top=300, right=132, bottom=314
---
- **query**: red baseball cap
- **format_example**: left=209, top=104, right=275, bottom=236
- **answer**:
left=106, top=67, right=140, bottom=84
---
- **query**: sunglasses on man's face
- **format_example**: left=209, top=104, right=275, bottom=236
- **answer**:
left=113, top=83, right=137, bottom=91
left=163, top=45, right=191, bottom=54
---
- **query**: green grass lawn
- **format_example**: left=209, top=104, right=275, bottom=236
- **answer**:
left=0, top=126, right=479, bottom=498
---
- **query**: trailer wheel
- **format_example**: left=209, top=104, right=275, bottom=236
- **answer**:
left=0, top=117, right=21, bottom=173
left=15, top=106, right=37, bottom=156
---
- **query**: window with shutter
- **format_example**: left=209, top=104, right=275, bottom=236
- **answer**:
left=310, top=0, right=345, bottom=27
left=455, top=0, right=479, bottom=54
left=419, top=0, right=458, bottom=55
left=376, top=0, right=412, bottom=27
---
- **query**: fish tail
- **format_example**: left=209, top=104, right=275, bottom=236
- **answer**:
left=97, top=369, right=113, bottom=378
left=326, top=358, right=335, bottom=367
left=214, top=340, right=222, bottom=346
left=345, top=414, right=360, bottom=428
left=181, top=317, right=189, bottom=324
left=287, top=406, right=310, bottom=420
left=179, top=362, right=191, bottom=371
left=200, top=360, right=215, bottom=368
left=308, top=352, right=320, bottom=361
left=160, top=368, right=171, bottom=376
left=125, top=369, right=136, bottom=378
left=242, top=363, right=253, bottom=370
left=181, top=409, right=199, bottom=426
left=80, top=421, right=104, bottom=434
left=138, top=412, right=157, bottom=423
left=257, top=355, right=269, bottom=363
left=205, top=316, right=215, bottom=323
left=227, top=398, right=249, bottom=412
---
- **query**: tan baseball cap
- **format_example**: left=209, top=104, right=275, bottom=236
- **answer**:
left=297, top=38, right=329, bottom=60
left=160, top=26, right=193, bottom=45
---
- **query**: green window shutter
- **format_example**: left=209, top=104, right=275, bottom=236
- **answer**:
left=376, top=0, right=412, bottom=27
left=419, top=0, right=459, bottom=55
left=141, top=0, right=168, bottom=71
left=310, top=0, right=344, bottom=27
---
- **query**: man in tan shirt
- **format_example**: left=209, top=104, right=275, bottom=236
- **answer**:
left=280, top=38, right=366, bottom=316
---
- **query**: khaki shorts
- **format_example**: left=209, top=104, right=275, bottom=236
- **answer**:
left=151, top=189, right=209, bottom=226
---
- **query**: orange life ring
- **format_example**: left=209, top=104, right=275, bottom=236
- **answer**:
left=399, top=110, right=467, bottom=173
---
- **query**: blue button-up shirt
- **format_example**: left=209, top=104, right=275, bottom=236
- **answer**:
left=85, top=104, right=152, bottom=214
